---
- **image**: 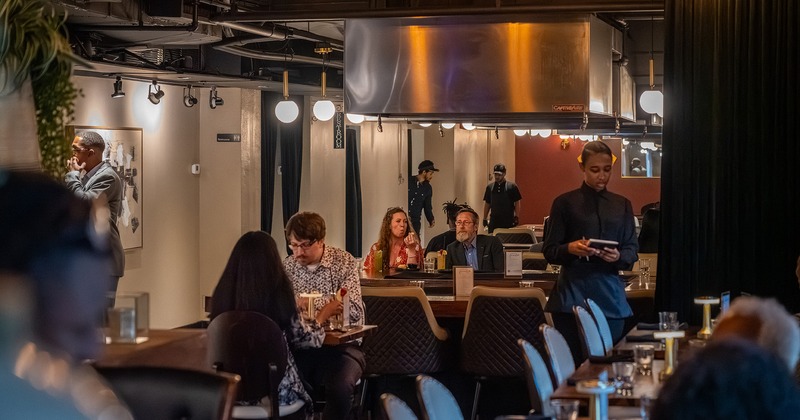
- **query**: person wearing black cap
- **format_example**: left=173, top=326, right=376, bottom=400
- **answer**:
left=482, top=163, right=522, bottom=233
left=408, top=159, right=439, bottom=235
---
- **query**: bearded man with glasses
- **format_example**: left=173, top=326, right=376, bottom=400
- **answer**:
left=283, top=211, right=365, bottom=419
left=445, top=208, right=504, bottom=272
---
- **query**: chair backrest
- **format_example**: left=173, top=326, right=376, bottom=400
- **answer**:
left=416, top=375, right=464, bottom=420
left=540, top=324, right=575, bottom=387
left=585, top=298, right=614, bottom=354
left=362, top=286, right=451, bottom=374
left=461, top=286, right=548, bottom=377
left=573, top=305, right=606, bottom=359
left=517, top=339, right=554, bottom=417
left=95, top=366, right=239, bottom=420
left=521, top=251, right=548, bottom=270
left=493, top=228, right=537, bottom=244
left=207, top=311, right=288, bottom=419
left=380, top=393, right=419, bottom=420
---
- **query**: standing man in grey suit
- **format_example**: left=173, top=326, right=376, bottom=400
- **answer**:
left=445, top=208, right=504, bottom=272
left=65, top=131, right=125, bottom=295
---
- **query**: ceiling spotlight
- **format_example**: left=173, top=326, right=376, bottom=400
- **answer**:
left=147, top=81, right=164, bottom=104
left=275, top=70, right=299, bottom=123
left=462, top=123, right=476, bottom=130
left=111, top=76, right=125, bottom=98
left=209, top=86, right=224, bottom=109
left=346, top=113, right=365, bottom=124
left=440, top=122, right=456, bottom=129
left=418, top=122, right=432, bottom=128
left=183, top=86, right=198, bottom=107
left=513, top=129, right=528, bottom=137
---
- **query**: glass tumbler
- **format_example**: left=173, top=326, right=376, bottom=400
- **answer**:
left=550, top=399, right=579, bottom=420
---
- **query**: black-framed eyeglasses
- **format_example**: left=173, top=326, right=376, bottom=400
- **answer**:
left=455, top=220, right=475, bottom=226
left=288, top=239, right=317, bottom=250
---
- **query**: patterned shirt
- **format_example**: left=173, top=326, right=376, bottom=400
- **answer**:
left=284, top=245, right=365, bottom=326
left=279, top=314, right=325, bottom=409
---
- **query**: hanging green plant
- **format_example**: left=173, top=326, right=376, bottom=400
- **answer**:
left=0, top=0, right=85, bottom=178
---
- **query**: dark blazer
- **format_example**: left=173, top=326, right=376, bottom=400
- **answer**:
left=445, top=235, right=504, bottom=272
left=65, top=161, right=125, bottom=277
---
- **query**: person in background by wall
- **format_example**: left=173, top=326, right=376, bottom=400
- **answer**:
left=425, top=199, right=470, bottom=255
left=629, top=157, right=645, bottom=176
left=283, top=212, right=365, bottom=420
left=543, top=141, right=638, bottom=365
left=408, top=160, right=439, bottom=235
left=483, top=163, right=522, bottom=233
left=210, top=231, right=328, bottom=413
left=363, top=207, right=422, bottom=272
left=445, top=208, right=504, bottom=272
left=64, top=130, right=125, bottom=296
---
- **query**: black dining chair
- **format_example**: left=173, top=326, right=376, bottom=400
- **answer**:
left=95, top=366, right=239, bottom=420
left=207, top=311, right=306, bottom=419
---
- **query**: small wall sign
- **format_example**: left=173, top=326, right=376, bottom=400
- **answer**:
left=333, top=112, right=344, bottom=149
left=217, top=133, right=241, bottom=142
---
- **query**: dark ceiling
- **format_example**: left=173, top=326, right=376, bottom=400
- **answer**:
left=54, top=0, right=663, bottom=102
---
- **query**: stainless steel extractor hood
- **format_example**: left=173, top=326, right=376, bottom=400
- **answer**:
left=344, top=14, right=635, bottom=129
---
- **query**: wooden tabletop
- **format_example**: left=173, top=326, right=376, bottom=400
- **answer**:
left=323, top=324, right=377, bottom=345
left=551, top=360, right=665, bottom=405
left=95, top=328, right=210, bottom=371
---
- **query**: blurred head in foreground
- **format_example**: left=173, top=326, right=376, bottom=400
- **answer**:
left=652, top=339, right=800, bottom=420
left=0, top=170, right=111, bottom=361
left=711, top=296, right=800, bottom=371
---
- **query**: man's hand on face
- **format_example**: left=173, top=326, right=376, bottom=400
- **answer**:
left=67, top=157, right=85, bottom=172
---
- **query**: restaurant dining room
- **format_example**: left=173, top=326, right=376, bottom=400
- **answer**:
left=1, top=0, right=798, bottom=419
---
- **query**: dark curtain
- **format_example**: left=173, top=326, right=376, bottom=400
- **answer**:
left=345, top=128, right=363, bottom=257
left=658, top=0, right=800, bottom=322
left=260, top=92, right=304, bottom=250
left=280, top=96, right=304, bottom=252
left=260, top=92, right=279, bottom=234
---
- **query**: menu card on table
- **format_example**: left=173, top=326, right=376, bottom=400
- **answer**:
left=453, top=266, right=474, bottom=297
left=504, top=250, right=523, bottom=278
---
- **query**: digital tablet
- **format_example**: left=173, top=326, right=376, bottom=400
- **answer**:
left=587, top=239, right=619, bottom=250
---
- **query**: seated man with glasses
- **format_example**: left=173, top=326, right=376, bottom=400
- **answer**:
left=283, top=212, right=365, bottom=419
left=445, top=208, right=504, bottom=272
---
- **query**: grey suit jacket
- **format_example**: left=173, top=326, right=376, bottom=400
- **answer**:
left=445, top=235, right=505, bottom=272
left=65, top=161, right=125, bottom=277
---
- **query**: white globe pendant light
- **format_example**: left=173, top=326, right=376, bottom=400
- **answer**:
left=275, top=70, right=299, bottom=123
left=346, top=113, right=365, bottom=124
left=312, top=71, right=336, bottom=121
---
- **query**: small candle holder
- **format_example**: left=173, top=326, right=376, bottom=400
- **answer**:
left=298, top=292, right=322, bottom=320
left=694, top=296, right=720, bottom=339
left=653, top=330, right=685, bottom=380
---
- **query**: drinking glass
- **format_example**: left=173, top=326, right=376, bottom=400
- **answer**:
left=423, top=257, right=436, bottom=273
left=518, top=280, right=534, bottom=288
left=550, top=399, right=579, bottom=420
left=658, top=311, right=679, bottom=331
left=611, top=362, right=635, bottom=395
left=634, top=344, right=655, bottom=375
left=548, top=264, right=561, bottom=274
left=409, top=280, right=425, bottom=289
left=640, top=395, right=654, bottom=420
left=638, top=258, right=651, bottom=285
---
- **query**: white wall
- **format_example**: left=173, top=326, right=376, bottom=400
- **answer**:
left=72, top=77, right=201, bottom=328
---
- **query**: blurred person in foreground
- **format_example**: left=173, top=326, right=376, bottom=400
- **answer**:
left=651, top=339, right=800, bottom=420
left=445, top=208, right=504, bottom=272
left=543, top=141, right=638, bottom=365
left=425, top=199, right=469, bottom=255
left=283, top=212, right=365, bottom=419
left=65, top=130, right=125, bottom=296
left=363, top=207, right=422, bottom=272
left=711, top=295, right=800, bottom=372
left=0, top=170, right=130, bottom=419
left=210, top=231, right=331, bottom=413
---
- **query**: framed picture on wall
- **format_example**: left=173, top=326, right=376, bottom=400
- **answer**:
left=68, top=126, right=143, bottom=249
left=621, top=139, right=662, bottom=178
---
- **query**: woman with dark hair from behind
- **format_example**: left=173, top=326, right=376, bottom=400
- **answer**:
left=651, top=339, right=800, bottom=420
left=210, top=231, right=330, bottom=411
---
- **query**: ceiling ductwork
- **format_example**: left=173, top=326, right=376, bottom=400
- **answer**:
left=345, top=14, right=637, bottom=130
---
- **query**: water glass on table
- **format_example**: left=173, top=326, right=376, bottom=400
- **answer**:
left=423, top=257, right=436, bottom=273
left=634, top=344, right=655, bottom=375
left=611, top=362, right=636, bottom=396
left=638, top=258, right=651, bottom=285
left=518, top=280, right=534, bottom=288
left=658, top=311, right=679, bottom=331
left=409, top=280, right=425, bottom=289
left=550, top=399, right=579, bottom=420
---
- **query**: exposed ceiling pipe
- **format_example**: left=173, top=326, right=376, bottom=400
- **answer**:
left=213, top=0, right=664, bottom=22
left=213, top=45, right=344, bottom=69
left=215, top=21, right=344, bottom=50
